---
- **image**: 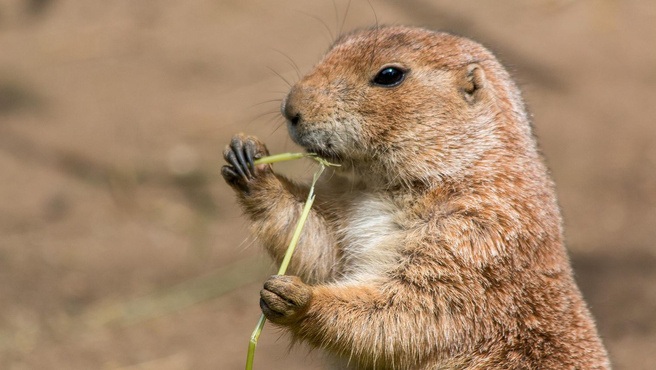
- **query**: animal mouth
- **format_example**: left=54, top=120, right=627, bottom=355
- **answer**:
left=287, top=124, right=344, bottom=163
left=305, top=145, right=341, bottom=163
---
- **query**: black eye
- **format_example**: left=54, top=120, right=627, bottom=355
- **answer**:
left=372, top=66, right=406, bottom=87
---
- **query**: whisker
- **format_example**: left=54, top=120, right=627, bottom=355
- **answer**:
left=367, top=0, right=380, bottom=70
left=270, top=48, right=302, bottom=81
left=270, top=118, right=287, bottom=136
left=332, top=0, right=340, bottom=42
left=338, top=0, right=353, bottom=38
left=246, top=110, right=281, bottom=125
left=367, top=0, right=379, bottom=30
left=295, top=10, right=335, bottom=43
left=267, top=66, right=293, bottom=88
left=248, top=99, right=283, bottom=109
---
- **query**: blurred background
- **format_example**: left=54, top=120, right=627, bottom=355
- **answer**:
left=1, top=0, right=654, bottom=369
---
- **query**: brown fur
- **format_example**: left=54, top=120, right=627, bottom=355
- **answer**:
left=222, top=26, right=610, bottom=369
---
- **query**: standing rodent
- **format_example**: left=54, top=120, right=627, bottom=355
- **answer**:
left=222, top=26, right=610, bottom=369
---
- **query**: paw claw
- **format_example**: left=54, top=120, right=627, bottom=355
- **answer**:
left=222, top=134, right=271, bottom=192
left=224, top=150, right=248, bottom=182
left=221, top=165, right=240, bottom=184
left=244, top=141, right=256, bottom=171
left=230, top=137, right=252, bottom=178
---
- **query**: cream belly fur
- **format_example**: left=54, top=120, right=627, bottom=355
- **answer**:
left=337, top=193, right=405, bottom=283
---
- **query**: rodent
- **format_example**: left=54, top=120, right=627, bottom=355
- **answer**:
left=222, top=26, right=610, bottom=369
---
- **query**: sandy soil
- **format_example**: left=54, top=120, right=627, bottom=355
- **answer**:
left=0, top=0, right=654, bottom=369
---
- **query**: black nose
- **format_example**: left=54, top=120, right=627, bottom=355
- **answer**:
left=281, top=95, right=301, bottom=126
left=288, top=113, right=300, bottom=126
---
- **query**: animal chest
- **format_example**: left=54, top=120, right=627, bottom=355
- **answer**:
left=336, top=195, right=405, bottom=280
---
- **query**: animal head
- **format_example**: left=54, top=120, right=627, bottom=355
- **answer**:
left=282, top=26, right=531, bottom=188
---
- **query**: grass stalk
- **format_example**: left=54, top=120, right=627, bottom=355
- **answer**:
left=245, top=153, right=332, bottom=370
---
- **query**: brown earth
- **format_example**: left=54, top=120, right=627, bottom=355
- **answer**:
left=0, top=0, right=654, bottom=369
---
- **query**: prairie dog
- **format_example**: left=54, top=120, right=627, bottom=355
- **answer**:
left=222, top=26, right=610, bottom=369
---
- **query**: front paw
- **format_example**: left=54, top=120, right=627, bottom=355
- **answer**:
left=260, top=275, right=312, bottom=325
left=221, top=133, right=271, bottom=193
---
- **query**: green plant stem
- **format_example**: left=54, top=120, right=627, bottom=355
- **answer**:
left=245, top=157, right=328, bottom=370
left=277, top=164, right=323, bottom=274
left=253, top=152, right=307, bottom=165
left=253, top=152, right=340, bottom=167
left=246, top=315, right=266, bottom=370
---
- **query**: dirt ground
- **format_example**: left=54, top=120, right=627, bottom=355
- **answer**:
left=0, top=0, right=654, bottom=369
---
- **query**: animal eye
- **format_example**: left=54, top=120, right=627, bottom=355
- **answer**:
left=372, top=66, right=406, bottom=87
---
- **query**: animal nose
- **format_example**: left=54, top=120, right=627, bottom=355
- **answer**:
left=281, top=87, right=303, bottom=126
left=289, top=113, right=300, bottom=126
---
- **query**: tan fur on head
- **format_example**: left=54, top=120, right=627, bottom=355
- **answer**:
left=283, top=27, right=533, bottom=190
left=223, top=26, right=610, bottom=369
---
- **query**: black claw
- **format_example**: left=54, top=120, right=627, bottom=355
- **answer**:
left=236, top=146, right=252, bottom=179
left=231, top=137, right=253, bottom=178
left=221, top=166, right=238, bottom=182
left=230, top=138, right=252, bottom=179
left=244, top=141, right=256, bottom=171
left=230, top=136, right=243, bottom=152
left=226, top=151, right=248, bottom=181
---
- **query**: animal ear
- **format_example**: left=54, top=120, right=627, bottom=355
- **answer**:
left=460, top=63, right=485, bottom=102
